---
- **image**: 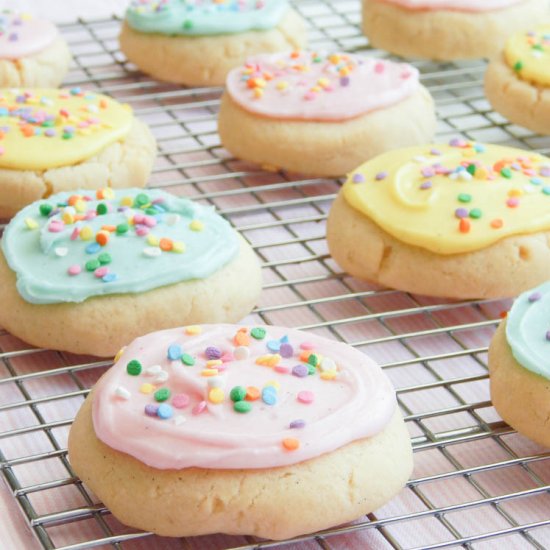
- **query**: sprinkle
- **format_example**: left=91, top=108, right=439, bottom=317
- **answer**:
left=67, top=265, right=81, bottom=276
left=375, top=171, right=388, bottom=181
left=172, top=394, right=190, bottom=409
left=157, top=403, right=173, bottom=420
left=297, top=390, right=315, bottom=404
left=153, top=370, right=169, bottom=384
left=201, top=368, right=219, bottom=377
left=208, top=387, right=225, bottom=404
left=139, top=383, right=154, bottom=394
left=126, top=359, right=142, bottom=376
left=181, top=353, right=195, bottom=366
left=144, top=404, right=158, bottom=417
left=234, top=346, right=250, bottom=360
left=245, top=386, right=260, bottom=401
left=234, top=329, right=250, bottom=347
left=459, top=218, right=471, bottom=234
left=205, top=346, right=222, bottom=360
left=506, top=198, right=520, bottom=208
left=207, top=375, right=225, bottom=388
left=455, top=208, right=469, bottom=219
left=54, top=247, right=68, bottom=257
left=143, top=247, right=162, bottom=258
left=352, top=173, right=365, bottom=184
left=458, top=193, right=472, bottom=203
left=192, top=400, right=207, bottom=415
left=167, top=343, right=183, bottom=360
left=289, top=419, right=306, bottom=429
left=469, top=208, right=482, bottom=219
left=189, top=220, right=204, bottom=231
left=282, top=438, right=300, bottom=451
left=320, top=357, right=337, bottom=372
left=279, top=343, right=294, bottom=358
left=292, top=364, right=309, bottom=378
left=261, top=387, right=277, bottom=405
left=185, top=325, right=202, bottom=335
left=114, top=386, right=131, bottom=400
left=234, top=401, right=252, bottom=413
left=154, top=388, right=171, bottom=402
left=39, top=203, right=53, bottom=216
left=420, top=181, right=432, bottom=190
left=230, top=386, right=247, bottom=402
left=145, top=364, right=162, bottom=376
left=528, top=292, right=542, bottom=303
left=267, top=339, right=281, bottom=352
left=320, top=371, right=338, bottom=380
left=546, top=331, right=550, bottom=341
left=491, top=219, right=503, bottom=229
left=251, top=327, right=266, bottom=340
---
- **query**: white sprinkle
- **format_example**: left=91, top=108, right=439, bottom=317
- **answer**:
left=143, top=247, right=162, bottom=258
left=320, top=357, right=337, bottom=372
left=166, top=214, right=181, bottom=226
left=115, top=386, right=131, bottom=400
left=153, top=370, right=169, bottom=384
left=413, top=155, right=428, bottom=163
left=207, top=375, right=226, bottom=388
left=234, top=346, right=250, bottom=360
left=458, top=171, right=473, bottom=181
left=64, top=206, right=76, bottom=216
left=524, top=184, right=536, bottom=194
left=174, top=415, right=186, bottom=425
left=145, top=364, right=162, bottom=376
left=54, top=247, right=68, bottom=257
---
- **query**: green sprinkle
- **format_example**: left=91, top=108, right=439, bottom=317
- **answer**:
left=96, top=203, right=108, bottom=215
left=116, top=223, right=129, bottom=235
left=154, top=388, right=171, bottom=402
left=41, top=119, right=55, bottom=127
left=458, top=193, right=472, bottom=203
left=181, top=353, right=195, bottom=366
left=135, top=193, right=150, bottom=208
left=126, top=359, right=142, bottom=376
left=62, top=132, right=73, bottom=140
left=501, top=167, right=512, bottom=179
left=514, top=60, right=524, bottom=72
left=466, top=164, right=476, bottom=176
left=183, top=19, right=193, bottom=29
left=307, top=364, right=316, bottom=375
left=98, top=253, right=112, bottom=265
left=39, top=203, right=53, bottom=216
left=313, top=55, right=323, bottom=63
left=230, top=386, right=247, bottom=402
left=251, top=327, right=266, bottom=340
left=85, top=259, right=100, bottom=271
left=469, top=208, right=483, bottom=219
left=307, top=354, right=318, bottom=367
left=234, top=401, right=252, bottom=413
left=145, top=207, right=158, bottom=216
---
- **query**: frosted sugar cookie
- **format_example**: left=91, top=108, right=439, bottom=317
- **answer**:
left=0, top=88, right=156, bottom=218
left=362, top=0, right=549, bottom=61
left=486, top=25, right=550, bottom=134
left=489, top=283, right=550, bottom=447
left=327, top=140, right=550, bottom=299
left=119, top=0, right=306, bottom=87
left=68, top=324, right=412, bottom=539
left=218, top=51, right=436, bottom=177
left=0, top=11, right=71, bottom=87
left=0, top=189, right=262, bottom=356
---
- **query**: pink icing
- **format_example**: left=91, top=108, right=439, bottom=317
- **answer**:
left=378, top=0, right=523, bottom=12
left=225, top=51, right=419, bottom=122
left=0, top=13, right=58, bottom=59
left=92, top=325, right=397, bottom=470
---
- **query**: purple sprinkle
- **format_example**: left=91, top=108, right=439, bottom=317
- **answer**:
left=144, top=404, right=159, bottom=417
left=546, top=331, right=550, bottom=341
left=430, top=148, right=442, bottom=156
left=205, top=346, right=222, bottom=360
left=511, top=163, right=521, bottom=171
left=455, top=208, right=469, bottom=219
left=449, top=138, right=464, bottom=147
left=340, top=76, right=350, bottom=87
left=528, top=292, right=542, bottom=303
left=44, top=129, right=56, bottom=137
left=540, top=167, right=550, bottom=177
left=289, top=419, right=306, bottom=429
left=292, top=364, right=309, bottom=378
left=420, top=181, right=432, bottom=190
left=280, top=343, right=294, bottom=358
left=352, top=173, right=365, bottom=184
left=375, top=171, right=388, bottom=181
left=421, top=167, right=435, bottom=178
left=8, top=33, right=17, bottom=42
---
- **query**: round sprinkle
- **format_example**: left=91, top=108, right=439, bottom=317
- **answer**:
left=352, top=173, right=365, bottom=184
left=167, top=343, right=183, bottom=361
left=267, top=339, right=281, bottom=352
left=192, top=400, right=207, bottom=415
left=289, top=419, right=306, bottom=429
left=135, top=193, right=150, bottom=207
left=96, top=203, right=108, bottom=215
left=39, top=203, right=53, bottom=216
left=292, top=364, right=309, bottom=378
left=455, top=208, right=469, bottom=219
left=245, top=386, right=260, bottom=401
left=458, top=193, right=472, bottom=203
left=205, top=346, right=222, bottom=360
left=154, top=388, right=171, bottom=402
left=528, top=292, right=542, bottom=303
left=282, top=438, right=300, bottom=451
left=234, top=346, right=250, bottom=360
left=116, top=222, right=129, bottom=235
left=157, top=403, right=173, bottom=420
left=172, top=394, right=190, bottom=409
left=94, top=266, right=108, bottom=278
left=469, top=208, right=482, bottom=219
left=297, top=390, right=315, bottom=404
left=375, top=171, right=388, bottom=181
left=181, top=353, right=195, bottom=366
left=307, top=354, right=319, bottom=367
left=251, top=327, right=266, bottom=340
left=208, top=387, right=225, bottom=404
left=68, top=265, right=81, bottom=276
left=230, top=386, right=247, bottom=402
left=126, top=359, right=142, bottom=376
left=98, top=253, right=112, bottom=265
left=85, top=243, right=101, bottom=255
left=139, top=383, right=154, bottom=394
left=85, top=259, right=100, bottom=272
left=280, top=343, right=294, bottom=358
left=234, top=401, right=252, bottom=413
left=144, top=404, right=158, bottom=417
left=261, top=388, right=277, bottom=406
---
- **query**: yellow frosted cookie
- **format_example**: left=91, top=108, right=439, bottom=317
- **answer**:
left=327, top=141, right=550, bottom=299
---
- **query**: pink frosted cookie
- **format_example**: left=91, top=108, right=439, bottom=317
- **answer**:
left=0, top=11, right=71, bottom=87
left=362, top=0, right=548, bottom=60
left=218, top=50, right=436, bottom=177
left=68, top=324, right=413, bottom=540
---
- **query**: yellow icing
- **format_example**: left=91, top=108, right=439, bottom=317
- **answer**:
left=0, top=89, right=133, bottom=170
left=343, top=142, right=550, bottom=255
left=504, top=25, right=550, bottom=86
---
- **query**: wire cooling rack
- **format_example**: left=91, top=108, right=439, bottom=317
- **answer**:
left=2, top=1, right=550, bottom=549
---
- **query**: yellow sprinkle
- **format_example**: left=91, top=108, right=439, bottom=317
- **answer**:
left=254, top=78, right=267, bottom=88
left=62, top=212, right=75, bottom=224
left=253, top=88, right=264, bottom=99
left=146, top=235, right=159, bottom=246
left=276, top=81, right=289, bottom=91
left=172, top=241, right=186, bottom=253
left=189, top=220, right=204, bottom=231
left=320, top=371, right=338, bottom=380
left=329, top=54, right=341, bottom=64
left=24, top=217, right=38, bottom=230
left=102, top=188, right=115, bottom=199
left=310, top=86, right=321, bottom=93
left=265, top=380, right=280, bottom=390
left=475, top=167, right=489, bottom=180
left=120, top=196, right=133, bottom=207
left=79, top=226, right=93, bottom=240
left=78, top=128, right=91, bottom=136
left=206, top=359, right=223, bottom=367
left=114, top=346, right=126, bottom=362
left=74, top=199, right=87, bottom=213
left=339, top=67, right=351, bottom=77
left=508, top=188, right=524, bottom=197
left=462, top=149, right=476, bottom=158
left=201, top=368, right=219, bottom=377
left=185, top=325, right=202, bottom=335
left=208, top=387, right=225, bottom=404
left=140, top=383, right=155, bottom=394
left=268, top=354, right=282, bottom=367
left=317, top=77, right=330, bottom=88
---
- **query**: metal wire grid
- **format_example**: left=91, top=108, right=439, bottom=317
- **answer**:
left=1, top=1, right=550, bottom=549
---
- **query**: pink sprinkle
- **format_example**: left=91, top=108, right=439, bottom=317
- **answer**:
left=134, top=214, right=145, bottom=224
left=144, top=216, right=157, bottom=228
left=192, top=400, right=207, bottom=415
left=523, top=169, right=536, bottom=177
left=94, top=266, right=108, bottom=278
left=506, top=198, right=520, bottom=208
left=297, top=390, right=315, bottom=404
left=401, top=71, right=412, bottom=79
left=304, top=91, right=316, bottom=101
left=0, top=146, right=4, bottom=156
left=70, top=227, right=80, bottom=240
left=374, top=61, right=385, bottom=74
left=172, top=394, right=190, bottom=409
left=136, top=226, right=149, bottom=237
left=85, top=211, right=96, bottom=220
left=68, top=265, right=81, bottom=276
left=275, top=365, right=290, bottom=374
left=221, top=352, right=234, bottom=363
left=216, top=363, right=228, bottom=372
left=48, top=221, right=64, bottom=233
left=300, top=342, right=314, bottom=350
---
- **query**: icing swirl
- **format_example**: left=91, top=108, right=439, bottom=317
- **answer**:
left=343, top=141, right=550, bottom=255
left=0, top=11, right=58, bottom=59
left=126, top=0, right=288, bottom=36
left=226, top=51, right=419, bottom=122
left=2, top=188, right=239, bottom=305
left=506, top=282, right=550, bottom=380
left=505, top=26, right=550, bottom=87
left=0, top=89, right=133, bottom=171
left=378, top=0, right=523, bottom=12
left=92, top=324, right=397, bottom=469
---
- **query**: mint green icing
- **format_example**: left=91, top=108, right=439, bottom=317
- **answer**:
left=126, top=0, right=288, bottom=36
left=2, top=188, right=239, bottom=305
left=506, top=282, right=550, bottom=381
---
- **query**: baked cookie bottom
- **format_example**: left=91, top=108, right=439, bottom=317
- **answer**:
left=218, top=87, right=436, bottom=177
left=68, top=392, right=412, bottom=540
left=0, top=118, right=157, bottom=219
left=488, top=321, right=550, bottom=447
left=327, top=192, right=550, bottom=300
left=485, top=54, right=550, bottom=135
left=361, top=0, right=549, bottom=60
left=0, top=36, right=72, bottom=87
left=118, top=9, right=307, bottom=87
left=0, top=236, right=262, bottom=357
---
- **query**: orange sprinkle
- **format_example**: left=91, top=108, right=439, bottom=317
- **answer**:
left=299, top=350, right=312, bottom=362
left=74, top=214, right=85, bottom=222
left=96, top=230, right=109, bottom=246
left=159, top=238, right=173, bottom=251
left=101, top=224, right=116, bottom=232
left=490, top=219, right=503, bottom=229
left=459, top=218, right=471, bottom=234
left=99, top=99, right=108, bottom=109
left=245, top=386, right=260, bottom=401
left=234, top=328, right=250, bottom=347
left=282, top=438, right=300, bottom=451
left=499, top=311, right=508, bottom=319
left=290, top=51, right=300, bottom=59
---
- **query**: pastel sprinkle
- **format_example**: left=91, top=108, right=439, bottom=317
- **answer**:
left=192, top=400, right=207, bottom=415
left=292, top=364, right=309, bottom=378
left=144, top=404, right=158, bottom=417
left=167, top=343, right=183, bottom=360
left=289, top=419, right=306, bottom=429
left=114, top=386, right=131, bottom=400
left=172, top=394, right=190, bottom=409
left=297, top=390, right=315, bottom=404
left=282, top=438, right=300, bottom=451
left=528, top=292, right=542, bottom=302
left=352, top=173, right=365, bottom=184
left=126, top=359, right=142, bottom=376
left=157, top=403, right=173, bottom=420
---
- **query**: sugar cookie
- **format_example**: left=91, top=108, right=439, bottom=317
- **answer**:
left=485, top=25, right=550, bottom=134
left=0, top=189, right=262, bottom=356
left=218, top=51, right=436, bottom=177
left=68, top=324, right=412, bottom=540
left=362, top=0, right=549, bottom=61
left=0, top=88, right=156, bottom=218
left=119, top=0, right=306, bottom=87
left=489, top=284, right=550, bottom=447
left=0, top=11, right=71, bottom=87
left=327, top=141, right=550, bottom=299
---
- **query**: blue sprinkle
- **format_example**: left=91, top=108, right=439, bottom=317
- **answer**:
left=543, top=186, right=550, bottom=195
left=85, top=243, right=101, bottom=254
left=157, top=403, right=173, bottom=419
left=531, top=177, right=542, bottom=185
left=280, top=335, right=289, bottom=344
left=267, top=340, right=281, bottom=352
left=261, top=388, right=277, bottom=406
left=102, top=273, right=117, bottom=283
left=167, top=343, right=183, bottom=360
left=473, top=144, right=486, bottom=153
